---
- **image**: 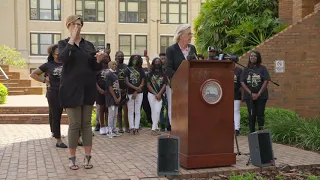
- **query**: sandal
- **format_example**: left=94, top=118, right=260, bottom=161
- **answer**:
left=69, top=157, right=79, bottom=170
left=83, top=155, right=93, bottom=169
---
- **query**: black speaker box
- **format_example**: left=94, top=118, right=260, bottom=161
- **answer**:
left=248, top=130, right=275, bottom=167
left=157, top=135, right=180, bottom=176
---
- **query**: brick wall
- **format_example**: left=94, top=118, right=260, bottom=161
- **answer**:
left=293, top=0, right=303, bottom=23
left=238, top=11, right=320, bottom=118
left=315, top=2, right=320, bottom=11
left=279, top=0, right=320, bottom=24
left=279, top=0, right=293, bottom=25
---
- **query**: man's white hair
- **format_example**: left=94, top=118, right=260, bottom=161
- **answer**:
left=173, top=24, right=191, bottom=43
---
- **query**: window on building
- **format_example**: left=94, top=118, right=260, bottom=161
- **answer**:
left=75, top=0, right=105, bottom=22
left=160, top=36, right=173, bottom=53
left=119, top=0, right=147, bottom=23
left=160, top=0, right=188, bottom=24
left=30, top=0, right=61, bottom=20
left=134, top=35, right=147, bottom=55
left=82, top=34, right=105, bottom=50
left=119, top=35, right=132, bottom=56
left=30, top=33, right=61, bottom=56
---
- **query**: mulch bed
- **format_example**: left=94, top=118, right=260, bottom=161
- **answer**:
left=170, top=166, right=320, bottom=180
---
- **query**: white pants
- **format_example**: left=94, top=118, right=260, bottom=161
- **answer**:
left=108, top=106, right=119, bottom=133
left=166, top=86, right=172, bottom=125
left=147, top=92, right=163, bottom=130
left=127, top=93, right=143, bottom=129
left=234, top=100, right=241, bottom=130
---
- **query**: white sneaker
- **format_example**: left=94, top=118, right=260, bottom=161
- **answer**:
left=112, top=131, right=121, bottom=137
left=107, top=132, right=116, bottom=138
left=106, top=126, right=109, bottom=134
left=99, top=127, right=106, bottom=135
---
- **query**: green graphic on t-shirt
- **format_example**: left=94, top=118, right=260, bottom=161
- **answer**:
left=247, top=73, right=261, bottom=87
left=112, top=80, right=119, bottom=94
left=100, top=69, right=109, bottom=81
left=128, top=67, right=140, bottom=85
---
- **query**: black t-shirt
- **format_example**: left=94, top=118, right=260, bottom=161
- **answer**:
left=124, top=67, right=146, bottom=94
left=105, top=71, right=120, bottom=106
left=240, top=65, right=270, bottom=100
left=116, top=63, right=128, bottom=90
left=147, top=71, right=168, bottom=94
left=39, top=61, right=63, bottom=90
left=96, top=67, right=109, bottom=90
left=234, top=67, right=242, bottom=100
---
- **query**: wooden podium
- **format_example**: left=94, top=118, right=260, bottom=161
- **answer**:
left=170, top=60, right=236, bottom=169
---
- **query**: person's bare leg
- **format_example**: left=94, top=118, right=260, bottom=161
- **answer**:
left=81, top=105, right=94, bottom=169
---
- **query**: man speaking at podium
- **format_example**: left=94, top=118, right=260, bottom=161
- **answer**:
left=165, top=24, right=198, bottom=130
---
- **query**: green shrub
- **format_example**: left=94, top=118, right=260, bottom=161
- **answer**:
left=0, top=45, right=27, bottom=67
left=91, top=107, right=97, bottom=127
left=240, top=107, right=320, bottom=151
left=0, top=83, right=8, bottom=104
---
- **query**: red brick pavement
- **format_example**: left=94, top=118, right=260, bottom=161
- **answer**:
left=0, top=124, right=319, bottom=180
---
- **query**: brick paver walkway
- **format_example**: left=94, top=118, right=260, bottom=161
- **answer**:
left=0, top=124, right=319, bottom=180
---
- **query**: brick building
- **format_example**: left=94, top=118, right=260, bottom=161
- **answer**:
left=239, top=0, right=320, bottom=117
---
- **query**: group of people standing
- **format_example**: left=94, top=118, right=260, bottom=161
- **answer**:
left=29, top=14, right=270, bottom=170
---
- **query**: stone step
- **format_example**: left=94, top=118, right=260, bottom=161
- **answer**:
left=0, top=114, right=68, bottom=124
left=0, top=79, right=31, bottom=86
left=0, top=65, right=9, bottom=72
left=0, top=72, right=20, bottom=79
left=6, top=82, right=30, bottom=87
left=7, top=87, right=44, bottom=95
left=0, top=106, right=67, bottom=114
left=8, top=91, right=25, bottom=95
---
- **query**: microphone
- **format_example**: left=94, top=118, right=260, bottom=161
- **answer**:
left=187, top=47, right=198, bottom=60
left=207, top=46, right=239, bottom=63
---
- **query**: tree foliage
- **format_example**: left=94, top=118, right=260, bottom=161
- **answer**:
left=194, top=0, right=286, bottom=56
left=0, top=45, right=27, bottom=67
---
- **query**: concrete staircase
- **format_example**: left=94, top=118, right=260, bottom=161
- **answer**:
left=0, top=106, right=68, bottom=124
left=0, top=65, right=44, bottom=95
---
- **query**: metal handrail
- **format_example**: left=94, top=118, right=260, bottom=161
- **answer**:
left=0, top=66, right=9, bottom=89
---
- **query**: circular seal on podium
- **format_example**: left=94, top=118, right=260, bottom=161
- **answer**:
left=200, top=79, right=223, bottom=105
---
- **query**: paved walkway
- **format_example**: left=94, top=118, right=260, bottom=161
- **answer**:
left=0, top=95, right=48, bottom=107
left=0, top=124, right=319, bottom=180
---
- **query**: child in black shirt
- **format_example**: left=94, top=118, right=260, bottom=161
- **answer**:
left=105, top=61, right=121, bottom=137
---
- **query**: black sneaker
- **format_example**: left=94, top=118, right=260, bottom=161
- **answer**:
left=56, top=142, right=68, bottom=148
left=258, top=126, right=263, bottom=131
left=94, top=123, right=100, bottom=131
left=235, top=130, right=240, bottom=136
left=167, top=125, right=171, bottom=131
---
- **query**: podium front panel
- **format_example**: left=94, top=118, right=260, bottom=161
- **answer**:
left=171, top=60, right=236, bottom=169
